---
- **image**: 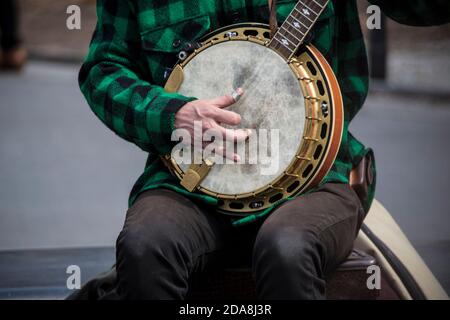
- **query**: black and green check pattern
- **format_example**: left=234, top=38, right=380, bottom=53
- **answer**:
left=80, top=0, right=450, bottom=222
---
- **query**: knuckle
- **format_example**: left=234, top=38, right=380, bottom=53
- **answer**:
left=231, top=113, right=241, bottom=124
left=222, top=96, right=231, bottom=105
left=194, top=105, right=209, bottom=118
left=203, top=120, right=213, bottom=130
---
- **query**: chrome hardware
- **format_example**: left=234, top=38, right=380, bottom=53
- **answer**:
left=178, top=51, right=188, bottom=61
left=321, top=101, right=329, bottom=117
left=225, top=31, right=238, bottom=38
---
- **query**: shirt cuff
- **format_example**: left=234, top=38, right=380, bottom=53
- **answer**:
left=145, top=90, right=197, bottom=155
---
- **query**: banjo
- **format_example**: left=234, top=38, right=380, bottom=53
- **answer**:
left=162, top=0, right=343, bottom=215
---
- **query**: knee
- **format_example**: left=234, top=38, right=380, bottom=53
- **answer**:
left=116, top=192, right=193, bottom=264
left=114, top=190, right=197, bottom=298
left=253, top=224, right=323, bottom=270
left=116, top=223, right=152, bottom=263
left=116, top=214, right=184, bottom=267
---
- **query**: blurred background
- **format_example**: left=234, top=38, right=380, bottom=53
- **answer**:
left=0, top=0, right=449, bottom=298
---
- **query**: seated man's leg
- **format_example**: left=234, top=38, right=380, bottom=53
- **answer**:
left=116, top=188, right=231, bottom=299
left=252, top=183, right=365, bottom=299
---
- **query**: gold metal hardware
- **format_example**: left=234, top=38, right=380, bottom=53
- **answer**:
left=285, top=172, right=300, bottom=178
left=164, top=65, right=184, bottom=93
left=303, top=136, right=320, bottom=142
left=306, top=116, right=323, bottom=121
left=180, top=158, right=215, bottom=192
left=296, top=155, right=312, bottom=161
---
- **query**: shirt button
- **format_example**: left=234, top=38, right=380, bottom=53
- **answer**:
left=172, top=39, right=181, bottom=48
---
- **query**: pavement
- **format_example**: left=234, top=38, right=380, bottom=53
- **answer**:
left=0, top=247, right=114, bottom=300
left=0, top=61, right=449, bottom=298
left=0, top=61, right=145, bottom=251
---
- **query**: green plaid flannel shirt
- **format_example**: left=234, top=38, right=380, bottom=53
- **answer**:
left=80, top=0, right=450, bottom=224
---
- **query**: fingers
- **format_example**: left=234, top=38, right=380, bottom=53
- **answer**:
left=175, top=90, right=250, bottom=163
left=202, top=124, right=251, bottom=163
left=214, top=125, right=252, bottom=143
left=209, top=88, right=244, bottom=108
left=203, top=120, right=251, bottom=142
left=211, top=107, right=241, bottom=125
left=209, top=94, right=235, bottom=108
left=203, top=88, right=244, bottom=125
left=203, top=142, right=239, bottom=162
left=216, top=145, right=240, bottom=163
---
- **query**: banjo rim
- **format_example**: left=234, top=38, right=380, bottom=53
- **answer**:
left=163, top=23, right=344, bottom=214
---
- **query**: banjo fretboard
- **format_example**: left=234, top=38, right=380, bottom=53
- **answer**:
left=269, top=0, right=330, bottom=60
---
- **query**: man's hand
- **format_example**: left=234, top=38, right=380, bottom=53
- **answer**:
left=174, top=88, right=250, bottom=162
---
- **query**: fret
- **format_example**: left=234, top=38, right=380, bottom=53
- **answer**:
left=272, top=38, right=295, bottom=55
left=291, top=10, right=314, bottom=28
left=283, top=17, right=308, bottom=36
left=294, top=6, right=314, bottom=23
left=271, top=37, right=294, bottom=53
left=302, top=2, right=319, bottom=16
left=270, top=39, right=294, bottom=60
left=277, top=47, right=295, bottom=61
left=289, top=15, right=310, bottom=30
left=276, top=28, right=300, bottom=49
left=311, top=0, right=325, bottom=9
left=303, top=0, right=323, bottom=14
left=274, top=33, right=296, bottom=49
left=308, top=3, right=323, bottom=18
left=270, top=0, right=330, bottom=61
left=298, top=1, right=320, bottom=18
left=280, top=25, right=302, bottom=43
left=305, top=0, right=329, bottom=23
left=282, top=20, right=306, bottom=40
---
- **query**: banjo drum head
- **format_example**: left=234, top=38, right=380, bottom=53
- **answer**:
left=177, top=40, right=305, bottom=196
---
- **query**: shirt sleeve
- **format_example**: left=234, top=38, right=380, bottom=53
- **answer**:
left=78, top=0, right=196, bottom=154
left=367, top=0, right=450, bottom=26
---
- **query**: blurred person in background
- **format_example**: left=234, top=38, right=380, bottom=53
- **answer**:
left=0, top=0, right=27, bottom=70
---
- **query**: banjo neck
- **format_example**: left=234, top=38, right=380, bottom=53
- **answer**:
left=268, top=0, right=330, bottom=61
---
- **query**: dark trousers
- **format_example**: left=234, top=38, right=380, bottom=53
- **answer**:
left=0, top=0, right=20, bottom=50
left=115, top=183, right=364, bottom=299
